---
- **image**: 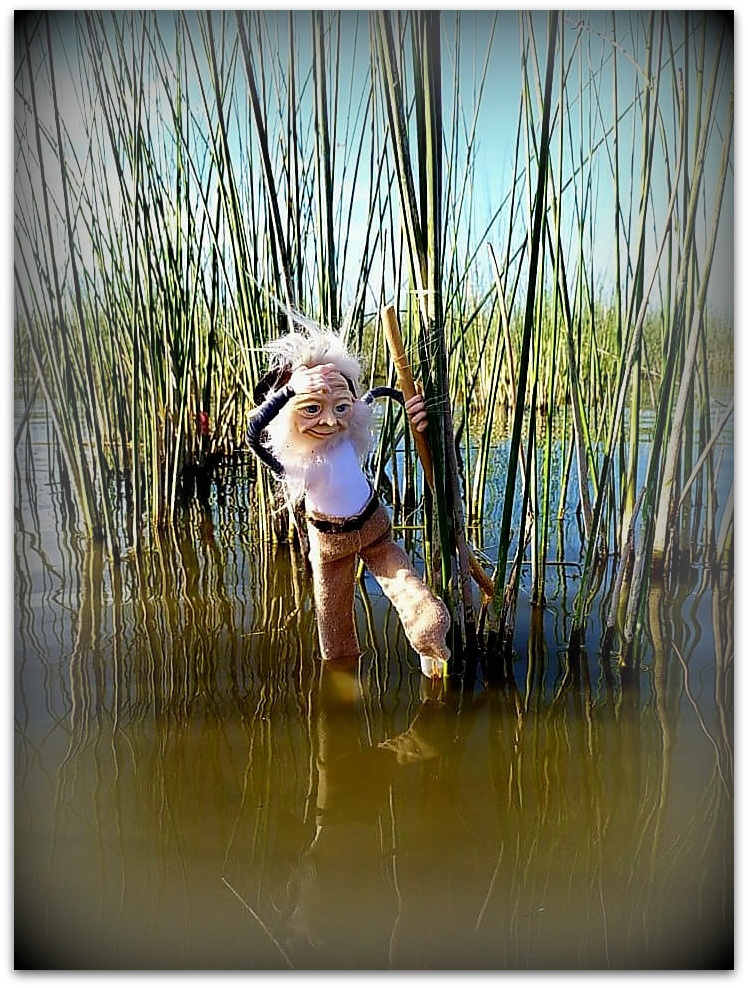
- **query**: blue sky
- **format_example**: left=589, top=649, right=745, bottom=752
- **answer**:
left=11, top=8, right=735, bottom=327
left=229, top=9, right=735, bottom=320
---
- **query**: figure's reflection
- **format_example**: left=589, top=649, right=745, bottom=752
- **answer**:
left=280, top=661, right=459, bottom=968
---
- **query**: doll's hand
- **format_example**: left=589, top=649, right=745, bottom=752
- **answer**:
left=289, top=363, right=345, bottom=396
left=405, top=388, right=429, bottom=433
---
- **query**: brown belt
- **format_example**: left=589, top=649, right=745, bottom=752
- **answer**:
left=305, top=492, right=380, bottom=535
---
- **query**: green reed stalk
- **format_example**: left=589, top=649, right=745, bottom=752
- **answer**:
left=372, top=12, right=438, bottom=546
left=716, top=480, right=733, bottom=574
left=312, top=11, right=338, bottom=327
left=235, top=13, right=293, bottom=311
left=683, top=18, right=720, bottom=569
left=551, top=211, right=596, bottom=532
left=569, top=71, right=685, bottom=643
left=621, top=13, right=659, bottom=545
left=417, top=9, right=478, bottom=651
left=609, top=12, right=628, bottom=556
left=373, top=13, right=428, bottom=312
left=490, top=11, right=558, bottom=630
left=536, top=25, right=610, bottom=538
left=502, top=373, right=539, bottom=661
left=538, top=229, right=563, bottom=603
left=470, top=246, right=511, bottom=526
left=676, top=13, right=696, bottom=565
left=504, top=14, right=538, bottom=611
left=651, top=81, right=733, bottom=573
left=695, top=339, right=716, bottom=560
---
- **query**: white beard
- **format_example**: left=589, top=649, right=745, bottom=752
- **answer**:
left=264, top=399, right=374, bottom=508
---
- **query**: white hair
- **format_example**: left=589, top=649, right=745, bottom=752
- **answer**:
left=263, top=323, right=362, bottom=388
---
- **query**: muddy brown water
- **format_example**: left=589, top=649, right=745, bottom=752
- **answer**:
left=14, top=412, right=733, bottom=970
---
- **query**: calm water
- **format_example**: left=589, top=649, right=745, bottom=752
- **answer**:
left=14, top=410, right=733, bottom=970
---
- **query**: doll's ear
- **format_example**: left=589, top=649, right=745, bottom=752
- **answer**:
left=253, top=365, right=292, bottom=404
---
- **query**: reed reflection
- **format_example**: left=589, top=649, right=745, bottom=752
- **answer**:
left=14, top=496, right=732, bottom=970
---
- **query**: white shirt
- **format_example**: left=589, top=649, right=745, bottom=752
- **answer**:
left=303, top=439, right=371, bottom=517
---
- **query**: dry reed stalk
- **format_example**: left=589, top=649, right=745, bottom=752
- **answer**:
left=381, top=304, right=494, bottom=600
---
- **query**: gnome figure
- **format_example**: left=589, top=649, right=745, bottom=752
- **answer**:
left=247, top=325, right=450, bottom=678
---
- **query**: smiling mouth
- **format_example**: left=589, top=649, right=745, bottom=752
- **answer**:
left=307, top=426, right=342, bottom=437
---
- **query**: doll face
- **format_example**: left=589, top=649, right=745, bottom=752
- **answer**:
left=289, top=377, right=355, bottom=451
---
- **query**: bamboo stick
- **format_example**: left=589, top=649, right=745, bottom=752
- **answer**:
left=381, top=304, right=495, bottom=599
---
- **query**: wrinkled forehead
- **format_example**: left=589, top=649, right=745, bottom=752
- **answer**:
left=292, top=380, right=353, bottom=405
left=320, top=368, right=352, bottom=391
left=298, top=369, right=353, bottom=396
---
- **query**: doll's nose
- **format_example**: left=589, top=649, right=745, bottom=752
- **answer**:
left=320, top=406, right=337, bottom=426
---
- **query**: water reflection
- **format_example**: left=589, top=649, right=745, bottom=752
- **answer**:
left=14, top=474, right=732, bottom=969
left=267, top=667, right=454, bottom=967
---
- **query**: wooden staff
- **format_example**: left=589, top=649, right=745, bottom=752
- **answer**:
left=381, top=304, right=495, bottom=599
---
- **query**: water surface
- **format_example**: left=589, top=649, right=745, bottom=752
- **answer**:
left=14, top=415, right=733, bottom=970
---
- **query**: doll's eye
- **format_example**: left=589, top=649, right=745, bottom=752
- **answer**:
left=300, top=403, right=321, bottom=416
left=334, top=402, right=351, bottom=414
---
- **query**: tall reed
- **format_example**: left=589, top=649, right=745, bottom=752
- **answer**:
left=485, top=11, right=559, bottom=674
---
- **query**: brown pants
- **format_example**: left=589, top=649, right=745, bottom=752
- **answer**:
left=306, top=503, right=450, bottom=667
